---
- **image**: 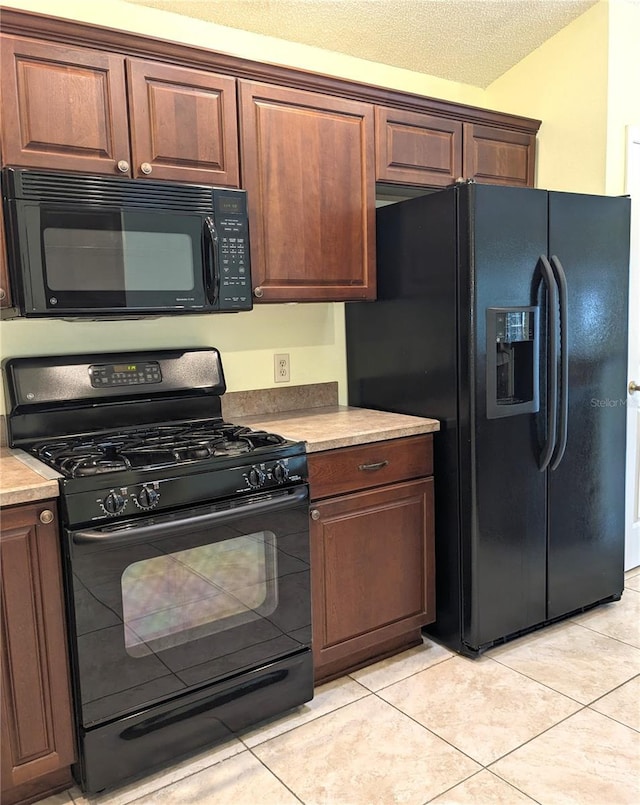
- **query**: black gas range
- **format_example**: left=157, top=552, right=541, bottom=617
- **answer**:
left=3, top=348, right=313, bottom=794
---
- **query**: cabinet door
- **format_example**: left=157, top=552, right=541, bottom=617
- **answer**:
left=0, top=36, right=130, bottom=175
left=463, top=123, right=536, bottom=187
left=375, top=107, right=462, bottom=186
left=239, top=80, right=376, bottom=302
left=311, top=478, right=435, bottom=680
left=1, top=502, right=75, bottom=804
left=127, top=59, right=239, bottom=186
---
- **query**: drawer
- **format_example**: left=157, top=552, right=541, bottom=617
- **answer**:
left=308, top=434, right=433, bottom=500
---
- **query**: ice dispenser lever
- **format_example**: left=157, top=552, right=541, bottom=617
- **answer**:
left=486, top=307, right=539, bottom=419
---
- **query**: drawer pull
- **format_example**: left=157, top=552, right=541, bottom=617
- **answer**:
left=310, top=509, right=320, bottom=521
left=39, top=509, right=54, bottom=524
left=358, top=460, right=389, bottom=472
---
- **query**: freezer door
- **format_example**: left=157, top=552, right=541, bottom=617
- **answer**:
left=546, top=192, right=630, bottom=618
left=462, top=183, right=548, bottom=649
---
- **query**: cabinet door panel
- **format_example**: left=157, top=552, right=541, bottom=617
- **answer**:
left=239, top=80, right=375, bottom=301
left=127, top=59, right=239, bottom=186
left=376, top=107, right=462, bottom=186
left=0, top=36, right=130, bottom=175
left=1, top=502, right=75, bottom=798
left=464, top=123, right=535, bottom=187
left=311, top=478, right=435, bottom=676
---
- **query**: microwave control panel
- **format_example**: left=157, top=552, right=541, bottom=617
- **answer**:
left=214, top=190, right=251, bottom=311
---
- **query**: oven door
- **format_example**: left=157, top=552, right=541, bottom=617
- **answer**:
left=64, top=486, right=311, bottom=729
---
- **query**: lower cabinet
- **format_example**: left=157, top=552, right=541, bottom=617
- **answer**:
left=308, top=436, right=435, bottom=683
left=1, top=501, right=75, bottom=805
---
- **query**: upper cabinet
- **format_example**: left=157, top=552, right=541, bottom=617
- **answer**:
left=0, top=36, right=240, bottom=186
left=463, top=123, right=536, bottom=187
left=127, top=59, right=238, bottom=184
left=375, top=107, right=463, bottom=187
left=376, top=106, right=536, bottom=188
left=0, top=36, right=130, bottom=176
left=239, top=80, right=376, bottom=302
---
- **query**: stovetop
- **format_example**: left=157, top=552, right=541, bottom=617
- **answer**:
left=4, top=348, right=309, bottom=527
left=31, top=420, right=289, bottom=479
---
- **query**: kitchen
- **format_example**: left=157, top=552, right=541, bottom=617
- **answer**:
left=1, top=0, right=639, bottom=803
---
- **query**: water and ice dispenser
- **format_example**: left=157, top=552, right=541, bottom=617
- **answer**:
left=486, top=307, right=539, bottom=419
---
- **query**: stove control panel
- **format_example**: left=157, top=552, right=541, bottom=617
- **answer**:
left=68, top=451, right=308, bottom=526
left=89, top=361, right=162, bottom=388
left=243, top=459, right=296, bottom=490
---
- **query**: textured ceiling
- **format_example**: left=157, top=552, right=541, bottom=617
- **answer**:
left=123, top=0, right=598, bottom=88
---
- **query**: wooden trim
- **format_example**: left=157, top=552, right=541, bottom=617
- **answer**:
left=0, top=765, right=72, bottom=805
left=0, top=8, right=541, bottom=135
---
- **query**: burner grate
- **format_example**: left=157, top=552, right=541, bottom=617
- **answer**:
left=30, top=421, right=289, bottom=478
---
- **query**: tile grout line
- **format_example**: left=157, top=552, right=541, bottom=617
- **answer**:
left=567, top=616, right=640, bottom=650
left=237, top=684, right=373, bottom=750
left=486, top=651, right=638, bottom=708
left=246, top=746, right=306, bottom=804
left=347, top=652, right=455, bottom=695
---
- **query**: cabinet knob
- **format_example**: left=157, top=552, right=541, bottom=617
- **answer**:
left=253, top=287, right=264, bottom=299
left=39, top=509, right=55, bottom=525
left=310, top=509, right=320, bottom=521
left=140, top=162, right=153, bottom=175
left=0, top=288, right=6, bottom=301
left=117, top=160, right=130, bottom=174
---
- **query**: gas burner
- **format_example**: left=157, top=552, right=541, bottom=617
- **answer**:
left=70, top=456, right=131, bottom=476
left=29, top=420, right=293, bottom=478
left=212, top=438, right=252, bottom=456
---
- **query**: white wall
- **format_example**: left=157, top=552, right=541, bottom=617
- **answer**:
left=485, top=1, right=610, bottom=193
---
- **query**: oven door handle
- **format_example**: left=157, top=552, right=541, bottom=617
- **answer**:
left=72, top=486, right=309, bottom=545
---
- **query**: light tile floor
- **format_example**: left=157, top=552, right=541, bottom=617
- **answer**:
left=40, top=570, right=640, bottom=805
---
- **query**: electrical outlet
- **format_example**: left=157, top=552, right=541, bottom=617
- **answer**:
left=274, top=353, right=290, bottom=383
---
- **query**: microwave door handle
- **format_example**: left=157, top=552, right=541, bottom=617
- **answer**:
left=204, top=216, right=219, bottom=306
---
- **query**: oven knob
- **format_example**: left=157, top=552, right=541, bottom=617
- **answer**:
left=137, top=487, right=160, bottom=509
left=248, top=467, right=266, bottom=488
left=103, top=491, right=125, bottom=514
left=273, top=462, right=289, bottom=483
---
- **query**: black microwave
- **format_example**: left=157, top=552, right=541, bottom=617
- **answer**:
left=1, top=168, right=252, bottom=317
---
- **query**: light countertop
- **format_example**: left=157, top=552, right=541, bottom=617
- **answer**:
left=0, top=447, right=60, bottom=507
left=0, top=406, right=439, bottom=507
left=236, top=405, right=440, bottom=453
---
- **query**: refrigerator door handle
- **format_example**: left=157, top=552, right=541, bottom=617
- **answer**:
left=549, top=255, right=569, bottom=470
left=539, top=255, right=559, bottom=471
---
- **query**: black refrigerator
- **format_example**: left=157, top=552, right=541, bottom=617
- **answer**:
left=346, top=182, right=630, bottom=656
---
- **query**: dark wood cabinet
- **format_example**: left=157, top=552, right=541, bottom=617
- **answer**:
left=126, top=58, right=239, bottom=185
left=376, top=106, right=536, bottom=188
left=308, top=435, right=435, bottom=683
left=463, top=122, right=536, bottom=187
left=239, top=80, right=376, bottom=302
left=1, top=501, right=75, bottom=805
left=0, top=36, right=240, bottom=186
left=375, top=107, right=463, bottom=187
left=0, top=36, right=131, bottom=176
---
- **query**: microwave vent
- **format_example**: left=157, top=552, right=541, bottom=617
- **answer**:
left=3, top=169, right=221, bottom=213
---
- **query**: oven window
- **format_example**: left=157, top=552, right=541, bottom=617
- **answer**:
left=121, top=531, right=278, bottom=658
